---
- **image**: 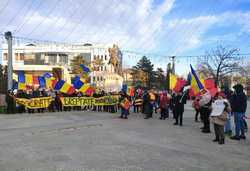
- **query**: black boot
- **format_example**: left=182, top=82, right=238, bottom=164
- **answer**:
left=213, top=138, right=219, bottom=142
left=219, top=139, right=225, bottom=145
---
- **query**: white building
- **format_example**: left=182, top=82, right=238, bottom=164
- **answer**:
left=0, top=43, right=123, bottom=92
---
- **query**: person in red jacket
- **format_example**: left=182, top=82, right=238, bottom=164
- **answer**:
left=159, top=91, right=170, bottom=120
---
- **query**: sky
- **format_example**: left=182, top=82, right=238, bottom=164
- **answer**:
left=0, top=0, right=250, bottom=75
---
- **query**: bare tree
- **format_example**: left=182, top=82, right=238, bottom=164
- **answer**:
left=199, top=45, right=244, bottom=86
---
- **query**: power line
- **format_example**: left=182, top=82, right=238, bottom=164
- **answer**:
left=15, top=0, right=46, bottom=33
left=39, top=0, right=72, bottom=38
left=52, top=0, right=88, bottom=40
left=1, top=0, right=31, bottom=33
left=0, top=0, right=11, bottom=17
left=61, top=0, right=97, bottom=42
left=13, top=0, right=39, bottom=33
left=2, top=33, right=250, bottom=60
left=25, top=0, right=62, bottom=37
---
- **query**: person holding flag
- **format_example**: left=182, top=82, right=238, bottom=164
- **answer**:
left=190, top=65, right=212, bottom=133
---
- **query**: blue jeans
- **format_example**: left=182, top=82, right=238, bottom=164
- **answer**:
left=234, top=112, right=245, bottom=137
left=121, top=108, right=129, bottom=118
left=225, top=113, right=232, bottom=132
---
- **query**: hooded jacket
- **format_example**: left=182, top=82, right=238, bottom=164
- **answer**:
left=231, top=85, right=247, bottom=113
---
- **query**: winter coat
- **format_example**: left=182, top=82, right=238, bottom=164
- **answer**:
left=211, top=100, right=231, bottom=126
left=231, top=92, right=247, bottom=113
left=173, top=93, right=187, bottom=114
left=143, top=93, right=152, bottom=114
left=159, top=94, right=169, bottom=109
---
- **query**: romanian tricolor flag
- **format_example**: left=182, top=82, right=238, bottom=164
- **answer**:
left=45, top=77, right=57, bottom=89
left=169, top=73, right=187, bottom=92
left=189, top=65, right=218, bottom=97
left=80, top=64, right=91, bottom=73
left=72, top=76, right=95, bottom=95
left=17, top=71, right=45, bottom=89
left=54, top=80, right=75, bottom=94
left=43, top=73, right=57, bottom=89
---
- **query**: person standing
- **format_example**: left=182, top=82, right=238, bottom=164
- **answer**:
left=173, top=90, right=187, bottom=126
left=6, top=90, right=15, bottom=114
left=230, top=84, right=247, bottom=140
left=192, top=96, right=201, bottom=122
left=159, top=91, right=170, bottom=120
left=199, top=89, right=212, bottom=133
left=119, top=92, right=130, bottom=119
left=144, top=90, right=155, bottom=119
left=134, top=94, right=143, bottom=113
left=211, top=93, right=231, bottom=145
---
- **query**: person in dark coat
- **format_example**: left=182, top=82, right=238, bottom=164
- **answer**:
left=230, top=84, right=247, bottom=140
left=6, top=90, right=15, bottom=114
left=173, top=90, right=187, bottom=126
left=16, top=90, right=27, bottom=113
left=144, top=91, right=154, bottom=119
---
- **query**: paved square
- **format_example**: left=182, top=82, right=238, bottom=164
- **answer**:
left=0, top=102, right=249, bottom=171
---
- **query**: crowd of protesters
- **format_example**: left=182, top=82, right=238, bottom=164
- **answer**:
left=191, top=84, right=248, bottom=144
left=5, top=88, right=119, bottom=114
left=5, top=83, right=248, bottom=145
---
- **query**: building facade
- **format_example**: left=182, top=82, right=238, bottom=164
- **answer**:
left=0, top=43, right=123, bottom=92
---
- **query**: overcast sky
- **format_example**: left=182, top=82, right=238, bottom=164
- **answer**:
left=0, top=0, right=250, bottom=75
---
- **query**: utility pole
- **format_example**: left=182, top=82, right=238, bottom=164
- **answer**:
left=4, top=31, right=13, bottom=91
left=166, top=63, right=171, bottom=91
left=170, top=56, right=176, bottom=74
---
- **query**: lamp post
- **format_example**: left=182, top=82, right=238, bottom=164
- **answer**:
left=4, top=31, right=13, bottom=91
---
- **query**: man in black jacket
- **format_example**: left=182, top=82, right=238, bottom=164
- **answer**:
left=173, top=90, right=187, bottom=126
left=230, top=84, right=247, bottom=140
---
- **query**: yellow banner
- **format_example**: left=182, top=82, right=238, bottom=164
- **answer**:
left=16, top=97, right=53, bottom=109
left=60, top=96, right=119, bottom=106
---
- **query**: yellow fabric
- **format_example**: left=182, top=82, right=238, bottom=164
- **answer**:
left=169, top=73, right=177, bottom=90
left=18, top=83, right=26, bottom=90
left=60, top=82, right=70, bottom=93
left=191, top=75, right=205, bottom=95
left=79, top=84, right=89, bottom=93
left=16, top=97, right=53, bottom=109
left=45, top=77, right=56, bottom=89
left=149, top=92, right=156, bottom=101
left=25, top=74, right=33, bottom=85
left=60, top=96, right=119, bottom=106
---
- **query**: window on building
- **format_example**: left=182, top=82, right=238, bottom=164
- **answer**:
left=15, top=53, right=18, bottom=61
left=20, top=53, right=24, bottom=60
left=3, top=53, right=7, bottom=60
left=45, top=53, right=57, bottom=65
left=101, top=55, right=103, bottom=60
left=23, top=53, right=35, bottom=65
left=105, top=55, right=107, bottom=60
left=104, top=66, right=106, bottom=71
left=100, top=66, right=103, bottom=71
left=93, top=76, right=96, bottom=82
left=59, top=54, right=68, bottom=64
left=94, top=55, right=96, bottom=60
left=97, top=55, right=100, bottom=59
left=100, top=77, right=103, bottom=81
left=97, top=77, right=99, bottom=81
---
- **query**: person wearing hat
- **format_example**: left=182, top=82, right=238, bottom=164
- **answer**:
left=230, top=84, right=247, bottom=140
